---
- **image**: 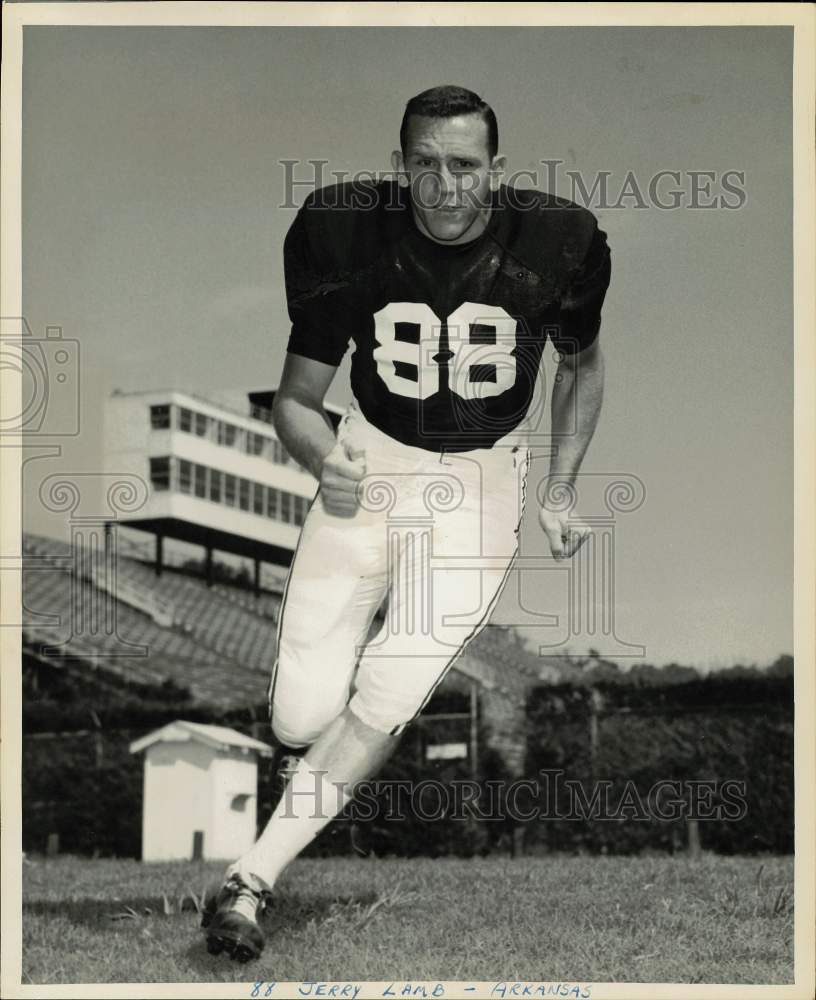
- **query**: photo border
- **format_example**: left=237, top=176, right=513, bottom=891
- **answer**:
left=1, top=3, right=813, bottom=999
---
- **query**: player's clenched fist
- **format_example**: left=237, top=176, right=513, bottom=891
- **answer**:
left=538, top=504, right=592, bottom=560
left=318, top=441, right=367, bottom=517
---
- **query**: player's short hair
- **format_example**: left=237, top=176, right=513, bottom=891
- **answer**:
left=400, top=85, right=499, bottom=160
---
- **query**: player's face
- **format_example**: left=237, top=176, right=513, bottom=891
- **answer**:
left=392, top=114, right=504, bottom=245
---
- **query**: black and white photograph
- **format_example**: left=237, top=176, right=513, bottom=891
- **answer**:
left=1, top=3, right=814, bottom=998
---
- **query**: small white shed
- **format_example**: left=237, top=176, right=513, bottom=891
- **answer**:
left=129, top=720, right=273, bottom=862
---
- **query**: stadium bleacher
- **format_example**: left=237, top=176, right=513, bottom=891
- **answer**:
left=22, top=531, right=561, bottom=715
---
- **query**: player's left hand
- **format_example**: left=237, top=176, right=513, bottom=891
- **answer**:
left=538, top=505, right=592, bottom=560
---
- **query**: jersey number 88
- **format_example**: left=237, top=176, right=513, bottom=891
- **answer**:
left=372, top=301, right=518, bottom=401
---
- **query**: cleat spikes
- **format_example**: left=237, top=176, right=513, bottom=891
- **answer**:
left=233, top=944, right=257, bottom=963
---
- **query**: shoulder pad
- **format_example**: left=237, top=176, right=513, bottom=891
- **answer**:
left=298, top=179, right=400, bottom=274
left=496, top=187, right=600, bottom=285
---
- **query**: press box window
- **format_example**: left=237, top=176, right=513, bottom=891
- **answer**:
left=280, top=492, right=292, bottom=523
left=253, top=483, right=265, bottom=515
left=179, top=459, right=193, bottom=494
left=246, top=432, right=265, bottom=457
left=224, top=474, right=237, bottom=507
left=149, top=456, right=170, bottom=491
left=195, top=464, right=207, bottom=498
left=209, top=469, right=222, bottom=503
left=218, top=421, right=238, bottom=447
left=150, top=405, right=171, bottom=430
left=239, top=479, right=251, bottom=512
left=294, top=495, right=308, bottom=526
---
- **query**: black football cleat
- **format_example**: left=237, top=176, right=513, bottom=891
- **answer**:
left=201, top=871, right=272, bottom=963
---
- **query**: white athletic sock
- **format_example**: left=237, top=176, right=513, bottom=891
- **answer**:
left=231, top=755, right=352, bottom=890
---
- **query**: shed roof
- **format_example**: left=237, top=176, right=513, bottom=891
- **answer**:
left=129, top=720, right=273, bottom=756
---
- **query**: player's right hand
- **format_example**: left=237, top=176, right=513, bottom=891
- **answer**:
left=318, top=440, right=367, bottom=517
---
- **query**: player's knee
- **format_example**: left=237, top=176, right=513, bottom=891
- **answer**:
left=270, top=710, right=323, bottom=749
left=271, top=694, right=345, bottom=748
left=270, top=715, right=315, bottom=749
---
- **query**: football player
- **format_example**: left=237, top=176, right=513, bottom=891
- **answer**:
left=203, top=85, right=610, bottom=961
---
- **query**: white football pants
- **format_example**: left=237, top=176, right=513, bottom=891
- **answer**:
left=268, top=400, right=530, bottom=744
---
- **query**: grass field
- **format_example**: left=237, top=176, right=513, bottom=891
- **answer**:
left=21, top=853, right=793, bottom=986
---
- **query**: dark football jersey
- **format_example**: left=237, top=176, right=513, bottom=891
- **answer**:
left=284, top=179, right=611, bottom=452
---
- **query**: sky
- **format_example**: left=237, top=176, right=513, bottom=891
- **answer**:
left=19, top=24, right=793, bottom=670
